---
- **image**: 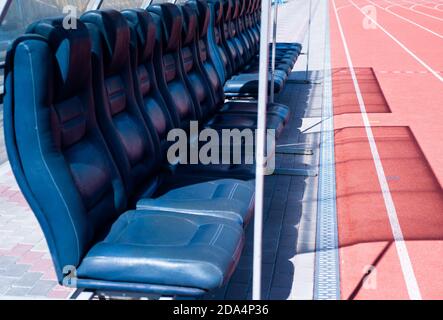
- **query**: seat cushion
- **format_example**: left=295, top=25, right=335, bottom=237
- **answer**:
left=244, top=59, right=294, bottom=76
left=224, top=72, right=286, bottom=96
left=274, top=42, right=302, bottom=54
left=220, top=101, right=290, bottom=124
left=137, top=179, right=255, bottom=226
left=77, top=210, right=244, bottom=292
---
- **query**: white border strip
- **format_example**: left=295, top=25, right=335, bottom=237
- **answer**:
left=314, top=0, right=340, bottom=300
left=332, top=0, right=422, bottom=300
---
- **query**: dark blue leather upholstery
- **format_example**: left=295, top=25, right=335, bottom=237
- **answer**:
left=189, top=0, right=290, bottom=125
left=204, top=0, right=301, bottom=98
left=148, top=4, right=198, bottom=131
left=172, top=2, right=286, bottom=136
left=137, top=178, right=255, bottom=225
left=82, top=10, right=163, bottom=204
left=122, top=8, right=257, bottom=180
left=77, top=210, right=244, bottom=292
left=145, top=3, right=285, bottom=137
left=9, top=19, right=125, bottom=273
left=123, top=8, right=175, bottom=156
left=206, top=0, right=232, bottom=84
left=81, top=9, right=255, bottom=222
left=5, top=15, right=250, bottom=296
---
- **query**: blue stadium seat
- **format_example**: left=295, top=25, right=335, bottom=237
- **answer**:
left=205, top=0, right=301, bottom=98
left=80, top=10, right=255, bottom=224
left=189, top=0, right=290, bottom=122
left=122, top=8, right=258, bottom=180
left=148, top=3, right=286, bottom=136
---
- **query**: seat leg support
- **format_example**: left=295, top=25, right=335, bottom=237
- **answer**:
left=71, top=289, right=95, bottom=300
left=72, top=288, right=178, bottom=300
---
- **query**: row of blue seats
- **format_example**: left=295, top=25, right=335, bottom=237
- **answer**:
left=4, top=0, right=300, bottom=296
left=205, top=0, right=301, bottom=97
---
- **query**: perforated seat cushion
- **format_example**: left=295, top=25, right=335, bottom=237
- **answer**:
left=77, top=210, right=244, bottom=291
left=137, top=179, right=255, bottom=226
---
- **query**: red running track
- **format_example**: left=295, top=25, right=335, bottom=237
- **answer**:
left=330, top=0, right=443, bottom=299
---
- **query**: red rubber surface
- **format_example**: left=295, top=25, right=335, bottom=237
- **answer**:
left=330, top=0, right=443, bottom=299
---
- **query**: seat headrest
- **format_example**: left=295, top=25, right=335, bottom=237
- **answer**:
left=26, top=18, right=91, bottom=100
left=180, top=3, right=198, bottom=46
left=122, top=9, right=156, bottom=63
left=191, top=0, right=210, bottom=38
left=81, top=10, right=130, bottom=75
left=147, top=3, right=183, bottom=52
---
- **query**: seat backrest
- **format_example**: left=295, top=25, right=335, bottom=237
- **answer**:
left=81, top=10, right=162, bottom=203
left=243, top=0, right=260, bottom=55
left=250, top=0, right=259, bottom=52
left=147, top=3, right=198, bottom=131
left=232, top=0, right=251, bottom=63
left=238, top=0, right=256, bottom=57
left=253, top=0, right=261, bottom=36
left=179, top=2, right=219, bottom=123
left=206, top=0, right=232, bottom=82
left=191, top=0, right=225, bottom=108
left=122, top=8, right=175, bottom=155
left=221, top=0, right=241, bottom=74
left=4, top=18, right=127, bottom=278
left=228, top=0, right=245, bottom=68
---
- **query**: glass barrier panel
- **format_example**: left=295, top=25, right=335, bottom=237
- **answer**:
left=1, top=0, right=89, bottom=46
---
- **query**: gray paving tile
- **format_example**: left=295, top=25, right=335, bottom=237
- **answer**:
left=27, top=280, right=57, bottom=297
left=13, top=272, right=43, bottom=288
left=0, top=264, right=30, bottom=277
left=0, top=277, right=16, bottom=295
left=5, top=286, right=31, bottom=297
left=0, top=256, right=18, bottom=269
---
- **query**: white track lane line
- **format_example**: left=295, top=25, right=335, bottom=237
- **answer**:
left=350, top=0, right=443, bottom=82
left=411, top=1, right=443, bottom=10
left=365, top=0, right=443, bottom=38
left=383, top=0, right=443, bottom=21
left=411, top=3, right=443, bottom=15
left=332, top=0, right=422, bottom=300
